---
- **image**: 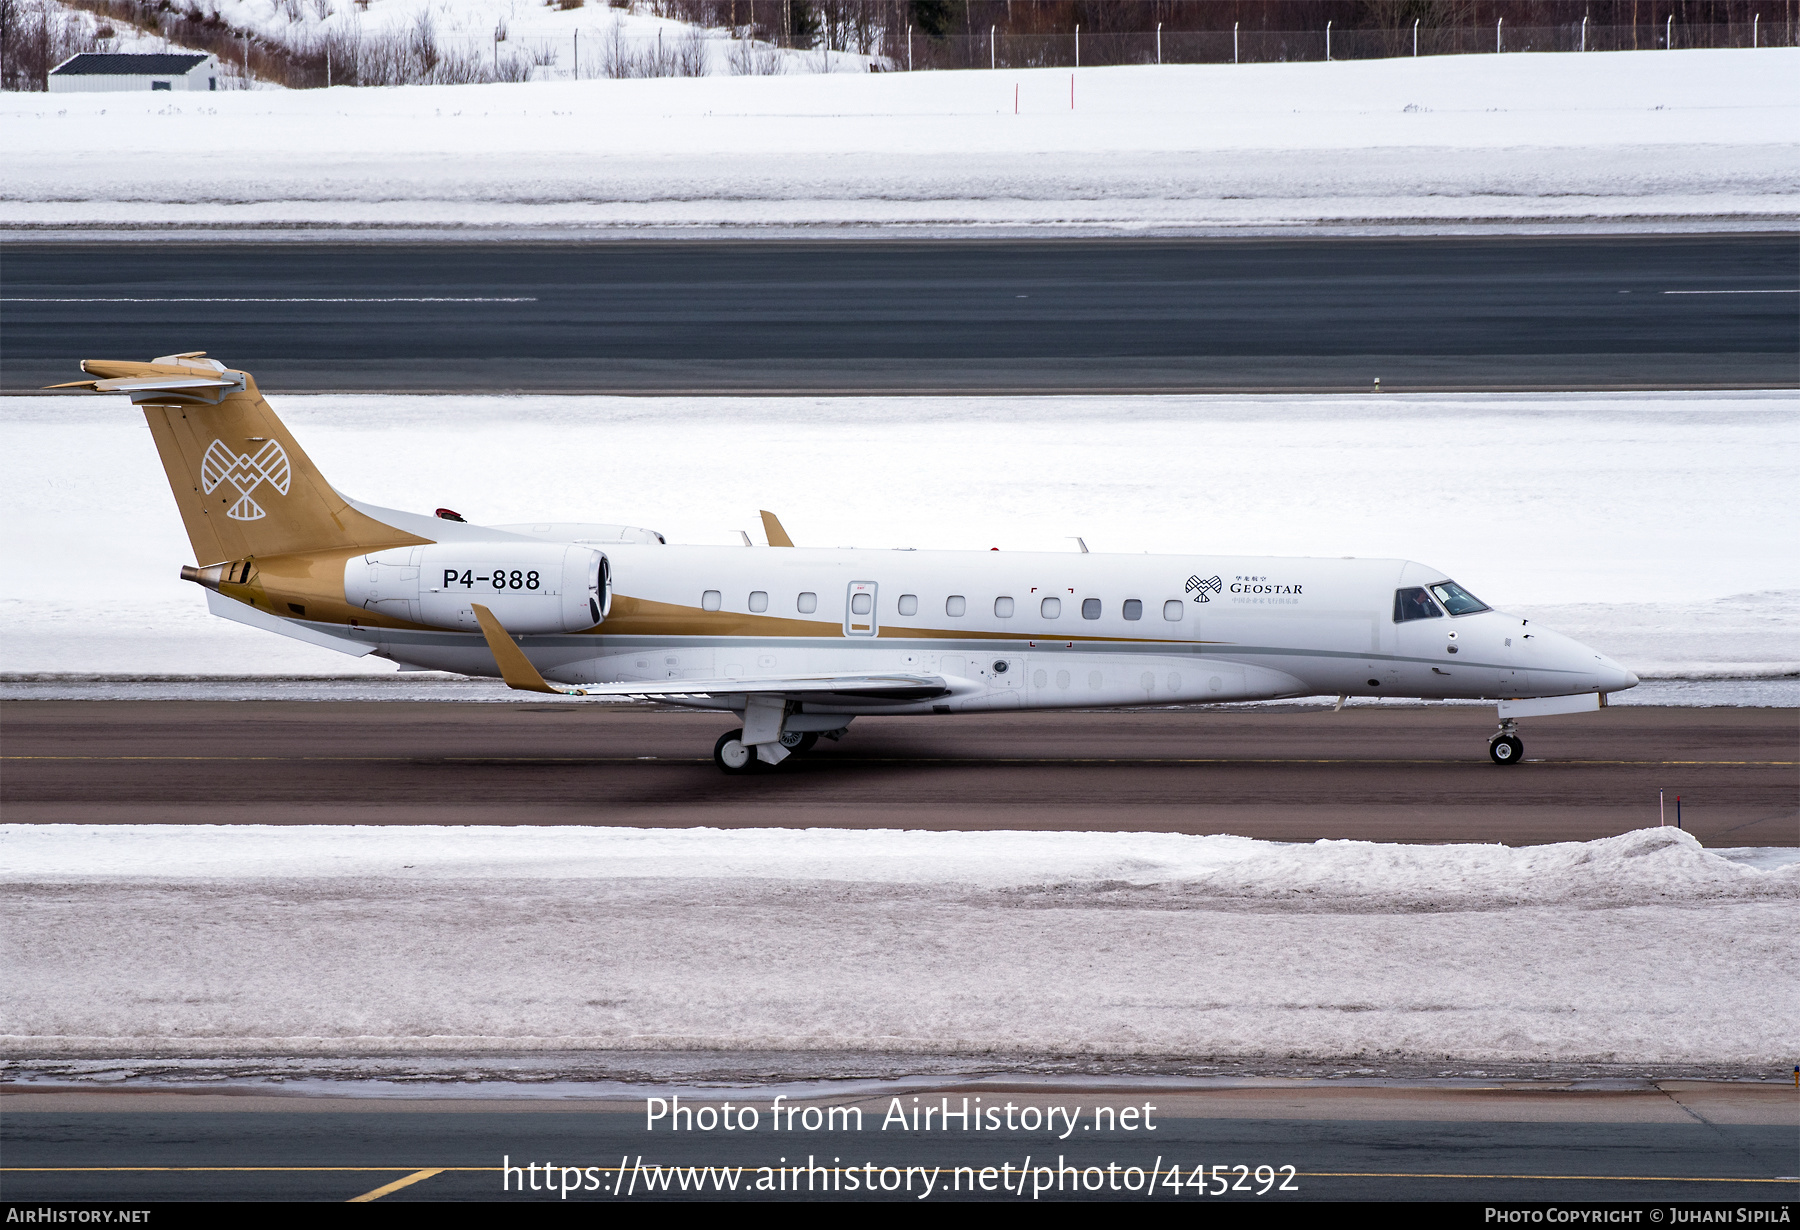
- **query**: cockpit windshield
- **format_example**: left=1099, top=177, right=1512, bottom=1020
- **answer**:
left=1393, top=587, right=1442, bottom=622
left=1428, top=580, right=1491, bottom=616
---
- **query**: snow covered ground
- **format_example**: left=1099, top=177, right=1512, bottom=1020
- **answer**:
left=3, top=825, right=1793, bottom=1070
left=3, top=49, right=1794, bottom=234
left=2, top=389, right=1795, bottom=685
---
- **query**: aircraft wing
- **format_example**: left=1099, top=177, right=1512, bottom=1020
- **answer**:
left=574, top=673, right=951, bottom=702
left=469, top=602, right=949, bottom=703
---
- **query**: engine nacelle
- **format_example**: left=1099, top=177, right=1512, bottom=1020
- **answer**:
left=345, top=542, right=611, bottom=634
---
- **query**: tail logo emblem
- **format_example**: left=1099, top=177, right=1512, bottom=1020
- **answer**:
left=1186, top=574, right=1222, bottom=603
left=202, top=439, right=291, bottom=521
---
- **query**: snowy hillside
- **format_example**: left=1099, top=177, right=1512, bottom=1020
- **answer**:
left=201, top=0, right=861, bottom=78
left=2, top=48, right=1793, bottom=233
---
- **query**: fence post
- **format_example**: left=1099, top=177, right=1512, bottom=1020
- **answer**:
left=1752, top=13, right=1758, bottom=46
left=1666, top=14, right=1673, bottom=48
left=326, top=47, right=330, bottom=87
left=1075, top=24, right=1079, bottom=68
left=1581, top=15, right=1587, bottom=51
left=1325, top=20, right=1331, bottom=61
left=1413, top=17, right=1418, bottom=56
left=1156, top=21, right=1161, bottom=64
left=907, top=24, right=912, bottom=70
left=573, top=29, right=578, bottom=79
left=1496, top=16, right=1503, bottom=52
left=1233, top=21, right=1238, bottom=64
left=990, top=25, right=995, bottom=70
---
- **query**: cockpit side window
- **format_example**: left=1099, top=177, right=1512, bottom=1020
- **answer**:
left=1393, top=587, right=1443, bottom=623
left=1429, top=580, right=1491, bottom=616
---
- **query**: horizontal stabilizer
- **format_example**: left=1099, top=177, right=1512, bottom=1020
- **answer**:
left=47, top=358, right=245, bottom=404
left=94, top=375, right=238, bottom=393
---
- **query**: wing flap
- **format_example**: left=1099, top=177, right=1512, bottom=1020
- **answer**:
left=580, top=673, right=951, bottom=702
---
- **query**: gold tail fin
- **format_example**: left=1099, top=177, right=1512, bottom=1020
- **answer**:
left=58, top=354, right=423, bottom=563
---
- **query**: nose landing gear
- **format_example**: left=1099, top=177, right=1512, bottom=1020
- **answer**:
left=1488, top=718, right=1524, bottom=766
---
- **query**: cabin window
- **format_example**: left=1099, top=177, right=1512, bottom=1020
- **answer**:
left=850, top=593, right=873, bottom=616
left=1429, top=580, right=1491, bottom=615
left=1122, top=599, right=1143, bottom=621
left=1163, top=600, right=1184, bottom=621
left=701, top=590, right=722, bottom=611
left=152, top=80, right=172, bottom=90
left=1393, top=587, right=1442, bottom=623
left=945, top=595, right=966, bottom=617
left=748, top=590, right=768, bottom=613
left=1081, top=598, right=1101, bottom=619
left=1040, top=596, right=1060, bottom=618
left=897, top=593, right=918, bottom=616
left=994, top=596, right=1015, bottom=618
left=797, top=591, right=818, bottom=614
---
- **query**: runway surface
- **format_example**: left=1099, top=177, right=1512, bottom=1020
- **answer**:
left=4, top=702, right=1793, bottom=844
left=5, top=236, right=1795, bottom=393
left=3, top=1084, right=1794, bottom=1203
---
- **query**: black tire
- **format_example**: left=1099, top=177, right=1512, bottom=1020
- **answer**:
left=714, top=728, right=760, bottom=775
left=779, top=730, right=819, bottom=754
left=1489, top=735, right=1524, bottom=765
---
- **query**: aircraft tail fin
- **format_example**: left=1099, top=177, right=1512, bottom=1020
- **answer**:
left=57, top=354, right=424, bottom=564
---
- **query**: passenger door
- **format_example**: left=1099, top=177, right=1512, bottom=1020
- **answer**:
left=845, top=581, right=879, bottom=637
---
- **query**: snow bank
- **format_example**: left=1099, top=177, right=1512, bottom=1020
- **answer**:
left=3, top=826, right=1793, bottom=1064
left=3, top=49, right=1794, bottom=233
left=5, top=824, right=1793, bottom=909
left=3, top=390, right=1795, bottom=678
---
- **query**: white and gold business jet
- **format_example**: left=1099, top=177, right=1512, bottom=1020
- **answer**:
left=55, top=354, right=1638, bottom=774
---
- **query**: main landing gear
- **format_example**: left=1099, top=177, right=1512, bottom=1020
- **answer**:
left=1488, top=718, right=1524, bottom=766
left=712, top=727, right=824, bottom=774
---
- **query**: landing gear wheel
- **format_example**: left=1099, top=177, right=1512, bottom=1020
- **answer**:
left=1489, top=734, right=1524, bottom=765
left=779, top=730, right=819, bottom=754
left=714, top=728, right=761, bottom=775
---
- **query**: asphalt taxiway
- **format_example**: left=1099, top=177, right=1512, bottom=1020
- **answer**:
left=2, top=1083, right=1794, bottom=1203
left=2, top=702, right=1792, bottom=844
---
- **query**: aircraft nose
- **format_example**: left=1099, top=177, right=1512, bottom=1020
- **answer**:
left=1599, top=657, right=1638, bottom=693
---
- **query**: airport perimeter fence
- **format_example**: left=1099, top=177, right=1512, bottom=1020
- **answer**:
left=290, top=19, right=1791, bottom=87
left=895, top=20, right=1795, bottom=71
left=373, top=18, right=1794, bottom=87
left=10, top=7, right=1791, bottom=90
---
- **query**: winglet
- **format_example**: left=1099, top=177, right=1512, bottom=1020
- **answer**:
left=760, top=510, right=795, bottom=548
left=471, top=602, right=569, bottom=695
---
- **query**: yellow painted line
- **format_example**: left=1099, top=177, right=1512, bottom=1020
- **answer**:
left=4, top=1167, right=492, bottom=1173
left=348, top=1167, right=445, bottom=1202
